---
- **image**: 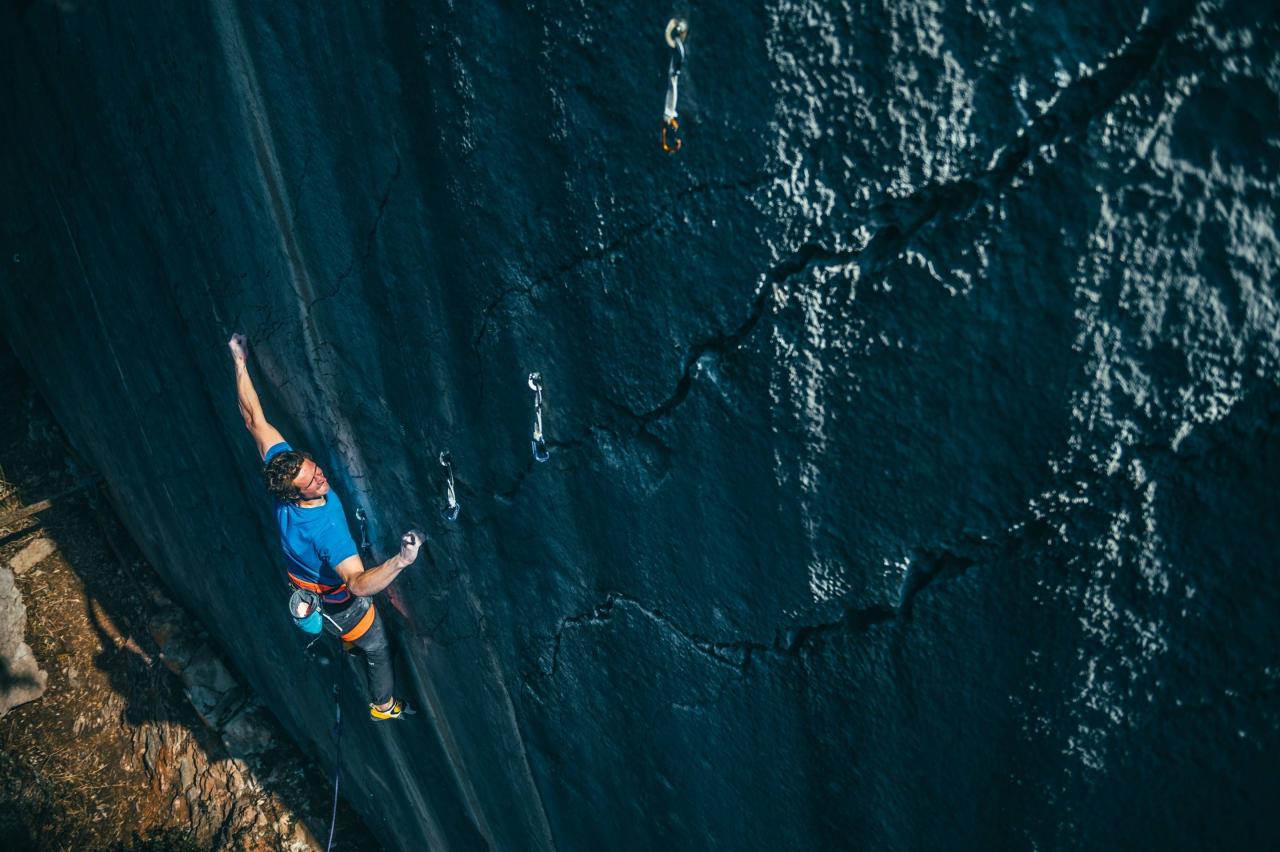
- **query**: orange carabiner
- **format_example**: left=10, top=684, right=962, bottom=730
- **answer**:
left=661, top=116, right=682, bottom=154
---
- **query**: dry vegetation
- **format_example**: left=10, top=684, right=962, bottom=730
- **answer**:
left=0, top=348, right=370, bottom=851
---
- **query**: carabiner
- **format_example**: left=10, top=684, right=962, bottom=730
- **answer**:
left=354, top=507, right=372, bottom=558
left=661, top=116, right=682, bottom=154
left=664, top=18, right=688, bottom=49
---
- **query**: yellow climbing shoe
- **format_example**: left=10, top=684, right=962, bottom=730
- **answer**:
left=369, top=699, right=405, bottom=721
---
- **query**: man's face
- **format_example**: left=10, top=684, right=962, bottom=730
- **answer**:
left=292, top=458, right=330, bottom=500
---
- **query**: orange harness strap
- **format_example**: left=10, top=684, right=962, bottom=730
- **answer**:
left=340, top=604, right=377, bottom=642
left=288, top=572, right=350, bottom=600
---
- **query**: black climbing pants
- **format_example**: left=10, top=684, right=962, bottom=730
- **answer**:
left=321, top=596, right=395, bottom=706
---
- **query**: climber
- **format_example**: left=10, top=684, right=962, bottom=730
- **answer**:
left=227, top=333, right=422, bottom=721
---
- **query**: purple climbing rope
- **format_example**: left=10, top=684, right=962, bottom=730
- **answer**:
left=325, top=667, right=343, bottom=851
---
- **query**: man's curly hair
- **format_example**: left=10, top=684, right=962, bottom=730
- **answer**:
left=263, top=450, right=313, bottom=503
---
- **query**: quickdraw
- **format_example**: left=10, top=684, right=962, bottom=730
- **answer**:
left=354, top=507, right=372, bottom=559
left=528, top=372, right=550, bottom=463
left=439, top=450, right=460, bottom=521
left=662, top=18, right=688, bottom=153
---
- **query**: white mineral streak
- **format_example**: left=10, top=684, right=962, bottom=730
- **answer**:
left=1026, top=0, right=1279, bottom=799
left=885, top=0, right=978, bottom=191
left=765, top=0, right=848, bottom=604
left=211, top=0, right=382, bottom=513
left=764, top=0, right=981, bottom=603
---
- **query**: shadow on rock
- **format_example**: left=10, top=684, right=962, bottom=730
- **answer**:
left=0, top=344, right=371, bottom=851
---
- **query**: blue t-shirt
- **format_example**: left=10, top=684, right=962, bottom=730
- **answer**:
left=265, top=442, right=358, bottom=601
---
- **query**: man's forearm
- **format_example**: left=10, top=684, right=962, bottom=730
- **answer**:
left=347, top=553, right=412, bottom=597
left=234, top=361, right=266, bottom=428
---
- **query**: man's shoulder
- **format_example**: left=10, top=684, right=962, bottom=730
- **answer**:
left=263, top=441, right=293, bottom=463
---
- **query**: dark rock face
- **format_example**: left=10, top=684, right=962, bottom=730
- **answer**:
left=2, top=1, right=1278, bottom=849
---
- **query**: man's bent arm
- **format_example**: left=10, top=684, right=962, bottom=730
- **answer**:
left=228, top=334, right=285, bottom=459
left=335, top=531, right=423, bottom=597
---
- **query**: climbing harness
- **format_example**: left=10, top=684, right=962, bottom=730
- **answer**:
left=287, top=570, right=351, bottom=604
left=354, top=507, right=372, bottom=559
left=439, top=451, right=460, bottom=521
left=289, top=582, right=376, bottom=642
left=528, top=372, right=550, bottom=463
left=661, top=18, right=688, bottom=153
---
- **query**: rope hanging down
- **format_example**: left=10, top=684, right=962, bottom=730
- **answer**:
left=324, top=674, right=343, bottom=852
left=319, top=507, right=371, bottom=849
left=661, top=18, right=688, bottom=153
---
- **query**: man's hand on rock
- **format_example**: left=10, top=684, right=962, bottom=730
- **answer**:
left=228, top=333, right=249, bottom=366
left=400, top=531, right=425, bottom=564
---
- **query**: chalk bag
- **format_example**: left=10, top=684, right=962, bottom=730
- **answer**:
left=289, top=588, right=323, bottom=635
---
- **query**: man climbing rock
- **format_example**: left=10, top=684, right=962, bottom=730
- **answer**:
left=228, top=333, right=421, bottom=721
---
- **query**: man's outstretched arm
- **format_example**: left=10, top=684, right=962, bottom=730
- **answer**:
left=228, top=333, right=286, bottom=460
left=335, top=531, right=424, bottom=597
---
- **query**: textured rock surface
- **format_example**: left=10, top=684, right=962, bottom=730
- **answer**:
left=2, top=0, right=1278, bottom=849
left=0, top=566, right=47, bottom=718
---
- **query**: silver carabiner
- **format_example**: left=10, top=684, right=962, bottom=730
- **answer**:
left=664, top=18, right=688, bottom=50
left=354, top=507, right=372, bottom=558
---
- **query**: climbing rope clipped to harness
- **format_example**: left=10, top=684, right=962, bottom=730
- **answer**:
left=528, top=372, right=550, bottom=463
left=662, top=18, right=688, bottom=153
